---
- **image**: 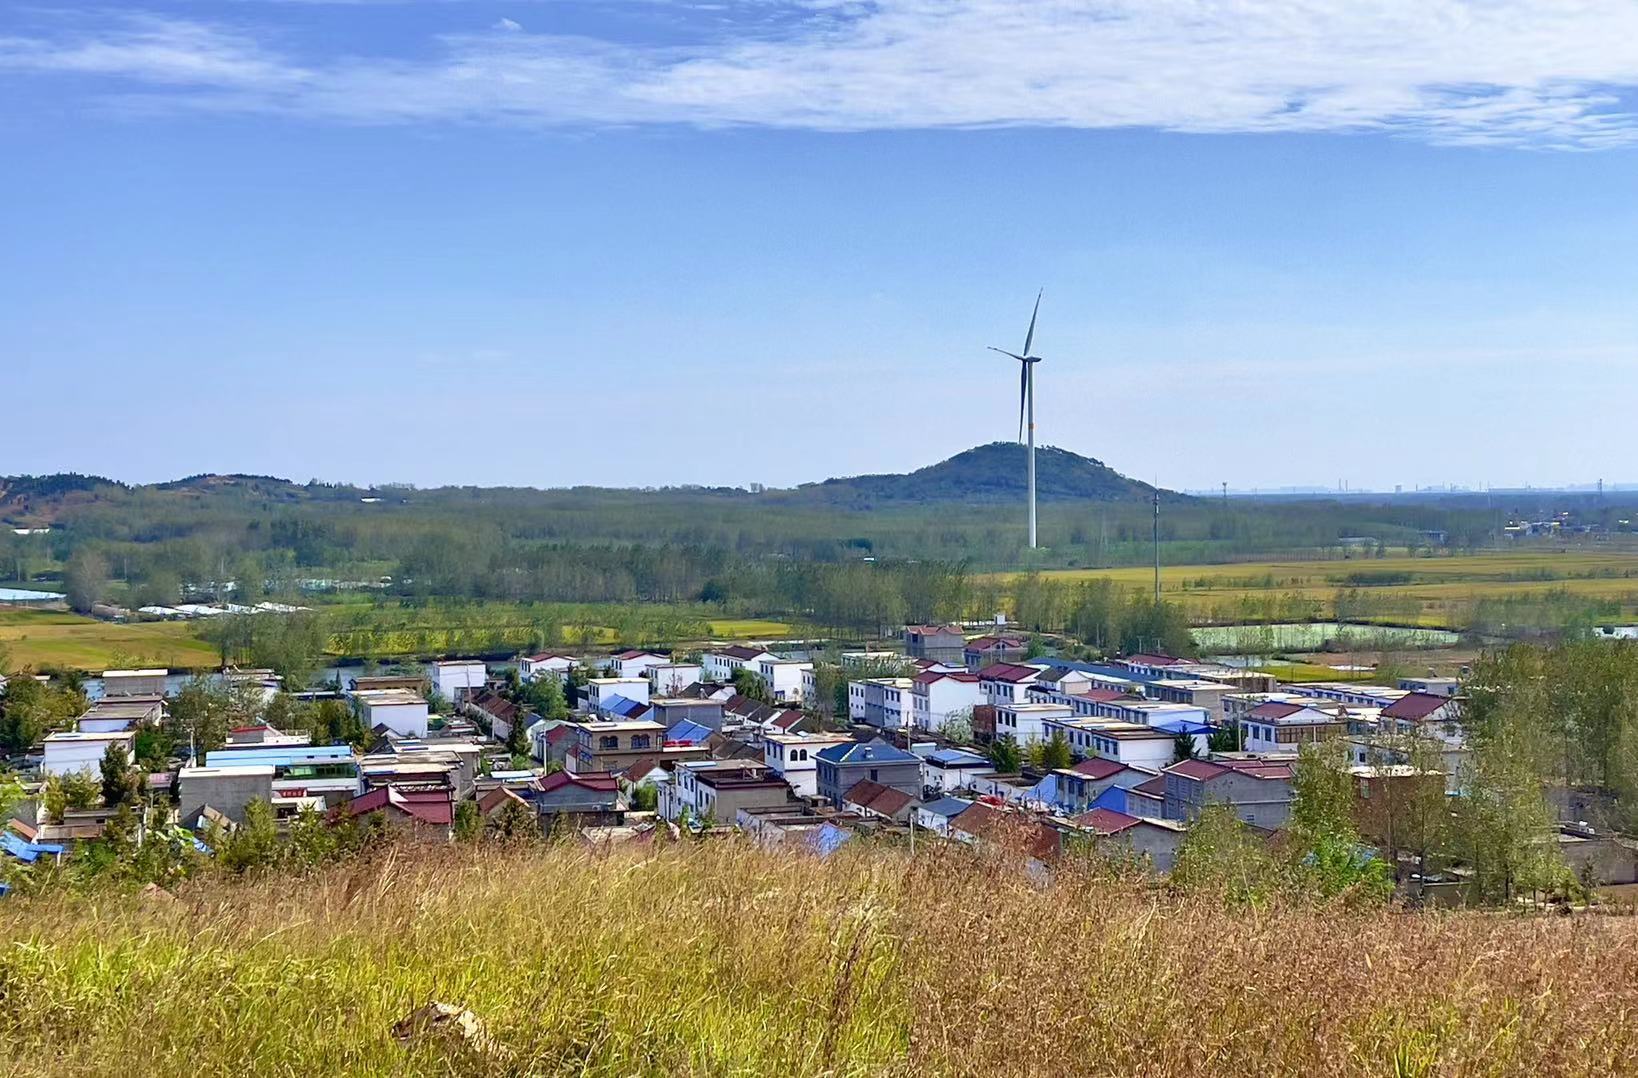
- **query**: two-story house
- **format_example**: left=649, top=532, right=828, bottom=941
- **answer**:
left=903, top=624, right=966, bottom=665
left=814, top=739, right=921, bottom=808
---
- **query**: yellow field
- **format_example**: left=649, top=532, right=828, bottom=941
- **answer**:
left=994, top=550, right=1638, bottom=628
left=0, top=609, right=220, bottom=673
left=704, top=618, right=794, bottom=639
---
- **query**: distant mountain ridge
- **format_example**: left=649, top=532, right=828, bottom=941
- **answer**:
left=0, top=444, right=1179, bottom=526
left=797, top=442, right=1183, bottom=504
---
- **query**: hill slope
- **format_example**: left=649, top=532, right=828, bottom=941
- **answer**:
left=798, top=442, right=1182, bottom=504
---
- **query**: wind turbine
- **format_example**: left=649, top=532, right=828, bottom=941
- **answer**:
left=989, top=290, right=1044, bottom=549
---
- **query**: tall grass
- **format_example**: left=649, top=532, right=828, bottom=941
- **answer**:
left=3, top=839, right=1637, bottom=1075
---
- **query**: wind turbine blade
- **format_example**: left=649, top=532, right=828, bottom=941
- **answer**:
left=1018, top=362, right=1028, bottom=442
left=988, top=346, right=1024, bottom=361
left=1022, top=289, right=1042, bottom=356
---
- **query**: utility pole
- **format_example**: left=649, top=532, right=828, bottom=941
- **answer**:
left=1152, top=491, right=1161, bottom=603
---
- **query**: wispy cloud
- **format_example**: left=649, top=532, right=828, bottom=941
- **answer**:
left=5, top=2, right=1638, bottom=146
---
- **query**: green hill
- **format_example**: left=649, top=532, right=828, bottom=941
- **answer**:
left=798, top=442, right=1182, bottom=504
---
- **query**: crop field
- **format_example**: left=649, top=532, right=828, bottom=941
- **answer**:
left=0, top=609, right=220, bottom=672
left=7, top=841, right=1638, bottom=1076
left=998, top=549, right=1638, bottom=628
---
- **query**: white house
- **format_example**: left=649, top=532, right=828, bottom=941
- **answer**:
left=848, top=677, right=916, bottom=728
left=586, top=678, right=652, bottom=714
left=41, top=730, right=136, bottom=777
left=603, top=650, right=671, bottom=680
left=703, top=645, right=774, bottom=683
left=910, top=670, right=985, bottom=733
left=763, top=732, right=852, bottom=798
left=428, top=660, right=486, bottom=704
left=1241, top=700, right=1346, bottom=754
left=756, top=658, right=813, bottom=704
left=647, top=663, right=704, bottom=696
left=920, top=748, right=993, bottom=793
left=519, top=652, right=577, bottom=682
left=100, top=669, right=168, bottom=697
left=978, top=663, right=1047, bottom=706
left=1047, top=719, right=1176, bottom=769
left=354, top=689, right=430, bottom=738
left=993, top=702, right=1073, bottom=747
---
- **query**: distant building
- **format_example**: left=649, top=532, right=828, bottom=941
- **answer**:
left=756, top=657, right=813, bottom=704
left=428, top=660, right=486, bottom=704
left=602, top=650, right=671, bottom=680
left=519, top=653, right=577, bottom=682
left=904, top=624, right=966, bottom=666
left=41, top=730, right=136, bottom=777
left=910, top=670, right=985, bottom=733
left=763, top=731, right=852, bottom=798
left=964, top=636, right=1027, bottom=672
left=100, top=669, right=167, bottom=697
left=702, top=645, right=774, bottom=684
left=353, top=689, right=430, bottom=738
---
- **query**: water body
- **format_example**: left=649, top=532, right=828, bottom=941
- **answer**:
left=0, top=587, right=63, bottom=602
left=1191, top=622, right=1460, bottom=653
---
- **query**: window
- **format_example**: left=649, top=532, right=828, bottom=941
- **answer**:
left=870, top=768, right=879, bottom=781
left=631, top=734, right=651, bottom=750
left=599, top=736, right=619, bottom=751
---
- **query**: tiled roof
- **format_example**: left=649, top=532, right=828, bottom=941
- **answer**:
left=967, top=635, right=1027, bottom=651
left=1072, top=688, right=1129, bottom=703
left=980, top=663, right=1043, bottom=683
left=540, top=770, right=620, bottom=793
left=815, top=738, right=919, bottom=766
left=913, top=669, right=981, bottom=686
left=1126, top=653, right=1184, bottom=667
left=1074, top=807, right=1141, bottom=835
left=1067, top=757, right=1128, bottom=780
left=1382, top=692, right=1452, bottom=721
left=1249, top=701, right=1307, bottom=720
left=1131, top=774, right=1169, bottom=796
left=717, top=645, right=768, bottom=661
left=842, top=779, right=913, bottom=817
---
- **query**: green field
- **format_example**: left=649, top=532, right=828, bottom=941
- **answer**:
left=995, top=549, right=1638, bottom=628
left=0, top=609, right=220, bottom=673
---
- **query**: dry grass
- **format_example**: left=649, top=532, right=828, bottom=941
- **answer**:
left=3, top=839, right=1637, bottom=1076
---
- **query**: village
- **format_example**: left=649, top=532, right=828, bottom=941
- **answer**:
left=6, top=620, right=1626, bottom=900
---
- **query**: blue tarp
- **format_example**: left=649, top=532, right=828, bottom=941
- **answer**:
left=812, top=822, right=854, bottom=858
left=1090, top=785, right=1128, bottom=814
left=602, top=694, right=646, bottom=718
left=1152, top=719, right=1216, bottom=736
left=665, top=718, right=712, bottom=744
left=1, top=830, right=65, bottom=864
left=1027, top=773, right=1059, bottom=804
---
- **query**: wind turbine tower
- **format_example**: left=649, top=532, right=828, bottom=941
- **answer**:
left=989, top=291, right=1045, bottom=549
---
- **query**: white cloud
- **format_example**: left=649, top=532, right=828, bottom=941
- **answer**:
left=492, top=18, right=522, bottom=33
left=5, top=2, right=1638, bottom=146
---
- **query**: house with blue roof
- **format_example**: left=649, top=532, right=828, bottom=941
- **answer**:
left=2, top=829, right=65, bottom=865
left=915, top=795, right=976, bottom=834
left=814, top=738, right=921, bottom=808
left=920, top=747, right=993, bottom=794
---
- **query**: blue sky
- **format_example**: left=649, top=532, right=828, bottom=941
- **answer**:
left=3, top=1, right=1637, bottom=491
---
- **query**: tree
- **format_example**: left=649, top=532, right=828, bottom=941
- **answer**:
left=1040, top=731, right=1073, bottom=771
left=287, top=804, right=337, bottom=865
left=936, top=708, right=974, bottom=746
left=99, top=742, right=144, bottom=807
left=453, top=799, right=481, bottom=842
left=1206, top=726, right=1238, bottom=754
left=1288, top=741, right=1392, bottom=901
left=1173, top=732, right=1199, bottom=762
left=487, top=798, right=538, bottom=842
left=732, top=667, right=772, bottom=703
left=0, top=677, right=84, bottom=754
left=64, top=548, right=110, bottom=613
left=1171, top=804, right=1284, bottom=904
left=221, top=798, right=280, bottom=872
left=989, top=736, right=1021, bottom=774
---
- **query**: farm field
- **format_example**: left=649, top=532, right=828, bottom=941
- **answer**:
left=997, top=549, right=1638, bottom=628
left=0, top=609, right=220, bottom=672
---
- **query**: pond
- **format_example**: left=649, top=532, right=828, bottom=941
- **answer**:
left=1191, top=621, right=1460, bottom=653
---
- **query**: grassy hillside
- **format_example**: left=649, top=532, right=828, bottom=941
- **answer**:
left=3, top=841, right=1636, bottom=1076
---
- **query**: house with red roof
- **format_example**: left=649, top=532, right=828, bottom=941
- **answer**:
left=1162, top=757, right=1296, bottom=829
left=1241, top=700, right=1346, bottom=755
left=978, top=662, right=1048, bottom=706
left=519, top=652, right=578, bottom=682
left=910, top=668, right=985, bottom=732
left=903, top=623, right=966, bottom=665
left=842, top=779, right=915, bottom=823
left=1054, top=757, right=1145, bottom=813
left=601, top=650, right=672, bottom=680
left=336, top=785, right=454, bottom=839
left=538, top=770, right=624, bottom=826
left=1072, top=808, right=1188, bottom=872
left=964, top=635, right=1029, bottom=672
